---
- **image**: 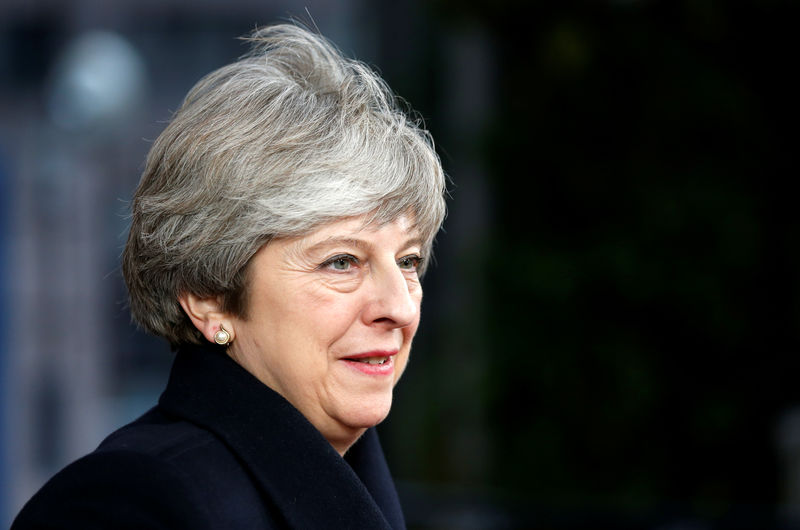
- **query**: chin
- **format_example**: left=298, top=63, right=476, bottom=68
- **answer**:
left=340, top=394, right=394, bottom=429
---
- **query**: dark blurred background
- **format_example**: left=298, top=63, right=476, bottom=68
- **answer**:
left=2, top=1, right=799, bottom=529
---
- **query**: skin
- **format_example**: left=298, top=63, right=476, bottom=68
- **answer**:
left=180, top=214, right=423, bottom=455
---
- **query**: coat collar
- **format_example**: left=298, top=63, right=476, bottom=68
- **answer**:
left=158, top=342, right=404, bottom=529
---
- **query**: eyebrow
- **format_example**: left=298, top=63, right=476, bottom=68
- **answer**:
left=305, top=235, right=424, bottom=255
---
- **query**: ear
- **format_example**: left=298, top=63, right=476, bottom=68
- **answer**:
left=178, top=292, right=235, bottom=345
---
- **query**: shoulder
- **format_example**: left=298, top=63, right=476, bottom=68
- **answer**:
left=12, top=408, right=277, bottom=530
left=12, top=449, right=214, bottom=530
left=96, top=407, right=226, bottom=467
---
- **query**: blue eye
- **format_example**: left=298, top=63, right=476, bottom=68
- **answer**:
left=322, top=254, right=358, bottom=271
left=397, top=255, right=423, bottom=271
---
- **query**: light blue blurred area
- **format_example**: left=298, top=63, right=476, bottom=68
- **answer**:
left=48, top=31, right=146, bottom=132
left=1, top=146, right=10, bottom=529
left=0, top=24, right=158, bottom=522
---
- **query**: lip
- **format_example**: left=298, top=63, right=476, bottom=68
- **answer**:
left=340, top=350, right=398, bottom=376
left=342, top=350, right=398, bottom=360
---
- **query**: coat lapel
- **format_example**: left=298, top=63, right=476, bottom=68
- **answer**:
left=158, top=343, right=400, bottom=529
left=344, top=428, right=406, bottom=529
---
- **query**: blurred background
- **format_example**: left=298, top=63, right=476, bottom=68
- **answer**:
left=2, top=0, right=799, bottom=528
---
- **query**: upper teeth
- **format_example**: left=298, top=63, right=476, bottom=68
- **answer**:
left=360, top=357, right=387, bottom=365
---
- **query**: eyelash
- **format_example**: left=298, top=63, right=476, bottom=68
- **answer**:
left=318, top=254, right=424, bottom=272
left=319, top=254, right=360, bottom=272
left=398, top=255, right=424, bottom=271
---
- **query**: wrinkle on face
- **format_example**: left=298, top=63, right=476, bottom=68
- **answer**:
left=224, top=214, right=424, bottom=454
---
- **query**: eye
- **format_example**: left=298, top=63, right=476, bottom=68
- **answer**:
left=397, top=255, right=423, bottom=271
left=320, top=254, right=359, bottom=272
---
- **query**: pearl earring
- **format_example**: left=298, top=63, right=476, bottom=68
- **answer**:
left=214, top=324, right=231, bottom=346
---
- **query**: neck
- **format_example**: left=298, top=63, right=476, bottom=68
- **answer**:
left=328, top=426, right=368, bottom=456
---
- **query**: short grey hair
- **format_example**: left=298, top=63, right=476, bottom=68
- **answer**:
left=122, top=24, right=447, bottom=346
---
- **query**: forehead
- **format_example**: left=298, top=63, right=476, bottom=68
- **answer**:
left=298, top=213, right=420, bottom=246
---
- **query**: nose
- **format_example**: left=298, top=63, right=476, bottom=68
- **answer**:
left=362, top=263, right=420, bottom=329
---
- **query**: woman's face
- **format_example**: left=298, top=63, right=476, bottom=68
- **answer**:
left=227, top=214, right=423, bottom=454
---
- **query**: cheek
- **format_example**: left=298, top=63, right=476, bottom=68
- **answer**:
left=292, top=291, right=364, bottom=345
left=281, top=280, right=339, bottom=322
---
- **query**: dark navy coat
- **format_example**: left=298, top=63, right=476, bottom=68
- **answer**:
left=12, top=343, right=406, bottom=529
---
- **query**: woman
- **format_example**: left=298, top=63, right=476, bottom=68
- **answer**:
left=13, top=24, right=446, bottom=529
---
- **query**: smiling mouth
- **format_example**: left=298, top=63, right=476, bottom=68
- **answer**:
left=345, top=356, right=390, bottom=365
left=341, top=351, right=396, bottom=375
